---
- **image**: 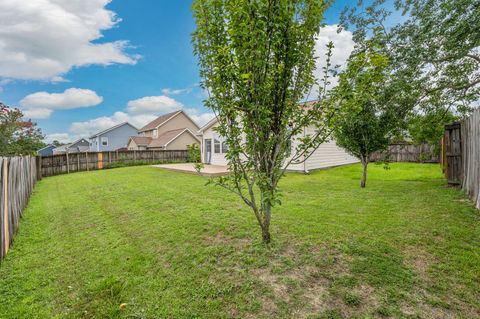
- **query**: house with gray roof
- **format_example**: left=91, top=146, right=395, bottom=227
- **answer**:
left=53, top=138, right=90, bottom=155
left=37, top=144, right=56, bottom=156
left=89, top=122, right=139, bottom=152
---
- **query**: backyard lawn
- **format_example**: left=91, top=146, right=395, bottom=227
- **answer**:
left=0, top=163, right=478, bottom=318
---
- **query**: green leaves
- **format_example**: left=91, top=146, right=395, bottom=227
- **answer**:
left=0, top=102, right=45, bottom=156
left=192, top=0, right=332, bottom=242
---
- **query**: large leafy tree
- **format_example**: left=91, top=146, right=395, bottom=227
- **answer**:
left=192, top=0, right=335, bottom=243
left=0, top=102, right=45, bottom=156
left=341, top=0, right=480, bottom=117
left=333, top=35, right=401, bottom=188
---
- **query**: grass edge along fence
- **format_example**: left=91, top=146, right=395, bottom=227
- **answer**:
left=442, top=108, right=480, bottom=209
left=39, top=149, right=189, bottom=178
left=1, top=156, right=38, bottom=262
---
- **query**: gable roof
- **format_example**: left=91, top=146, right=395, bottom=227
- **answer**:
left=139, top=110, right=181, bottom=132
left=198, top=116, right=219, bottom=133
left=89, top=122, right=138, bottom=138
left=129, top=136, right=152, bottom=146
left=148, top=128, right=199, bottom=148
left=38, top=144, right=55, bottom=152
left=138, top=110, right=200, bottom=133
left=53, top=138, right=89, bottom=152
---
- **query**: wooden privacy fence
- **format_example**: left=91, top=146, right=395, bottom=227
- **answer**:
left=442, top=109, right=480, bottom=209
left=39, top=150, right=188, bottom=177
left=0, top=156, right=38, bottom=261
left=370, top=143, right=439, bottom=163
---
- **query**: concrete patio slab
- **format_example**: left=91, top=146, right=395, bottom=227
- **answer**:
left=152, top=163, right=229, bottom=177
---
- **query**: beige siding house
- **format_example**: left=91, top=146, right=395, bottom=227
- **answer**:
left=198, top=118, right=359, bottom=172
left=127, top=110, right=200, bottom=150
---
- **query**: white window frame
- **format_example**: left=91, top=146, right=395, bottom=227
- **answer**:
left=101, top=137, right=108, bottom=146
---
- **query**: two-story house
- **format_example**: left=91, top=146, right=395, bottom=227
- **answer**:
left=89, top=122, right=139, bottom=152
left=127, top=110, right=200, bottom=150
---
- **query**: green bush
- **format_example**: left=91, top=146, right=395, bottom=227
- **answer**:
left=187, top=143, right=201, bottom=163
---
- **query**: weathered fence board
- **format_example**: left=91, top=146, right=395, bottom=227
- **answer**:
left=0, top=156, right=38, bottom=261
left=40, top=150, right=188, bottom=177
left=370, top=143, right=439, bottom=163
left=443, top=109, right=480, bottom=209
left=461, top=109, right=480, bottom=209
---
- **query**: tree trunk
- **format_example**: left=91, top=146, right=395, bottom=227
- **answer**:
left=261, top=203, right=272, bottom=244
left=361, top=158, right=368, bottom=188
left=261, top=225, right=271, bottom=243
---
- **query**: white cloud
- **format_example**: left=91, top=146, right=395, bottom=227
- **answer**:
left=44, top=133, right=72, bottom=144
left=69, top=111, right=129, bottom=137
left=127, top=95, right=184, bottom=115
left=20, top=88, right=103, bottom=119
left=185, top=108, right=215, bottom=126
left=0, top=0, right=139, bottom=81
left=162, top=88, right=192, bottom=96
left=23, top=108, right=53, bottom=120
left=311, top=24, right=355, bottom=98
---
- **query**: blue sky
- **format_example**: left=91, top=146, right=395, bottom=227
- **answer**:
left=0, top=0, right=382, bottom=143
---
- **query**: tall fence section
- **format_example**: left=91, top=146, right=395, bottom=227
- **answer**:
left=442, top=108, right=480, bottom=209
left=39, top=150, right=188, bottom=177
left=0, top=156, right=38, bottom=261
left=370, top=143, right=439, bottom=163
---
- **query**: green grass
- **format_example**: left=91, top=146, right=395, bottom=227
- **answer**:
left=0, top=163, right=478, bottom=318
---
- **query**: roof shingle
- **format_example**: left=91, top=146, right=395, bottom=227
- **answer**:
left=139, top=110, right=181, bottom=132
left=130, top=136, right=152, bottom=146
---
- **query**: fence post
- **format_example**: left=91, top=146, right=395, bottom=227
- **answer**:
left=66, top=151, right=70, bottom=174
left=86, top=152, right=89, bottom=171
left=98, top=153, right=103, bottom=169
left=36, top=156, right=42, bottom=180
left=3, top=158, right=9, bottom=255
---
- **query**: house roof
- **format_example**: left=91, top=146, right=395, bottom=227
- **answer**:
left=89, top=122, right=138, bottom=138
left=53, top=138, right=88, bottom=152
left=148, top=128, right=199, bottom=148
left=139, top=110, right=181, bottom=132
left=130, top=136, right=152, bottom=146
left=138, top=110, right=200, bottom=133
left=197, top=116, right=219, bottom=133
left=38, top=144, right=55, bottom=152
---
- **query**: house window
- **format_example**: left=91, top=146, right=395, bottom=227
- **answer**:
left=101, top=137, right=108, bottom=146
left=153, top=129, right=158, bottom=138
left=221, top=141, right=229, bottom=153
left=214, top=139, right=221, bottom=153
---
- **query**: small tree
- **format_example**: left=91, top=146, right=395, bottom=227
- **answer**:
left=0, top=102, right=45, bottom=156
left=333, top=36, right=400, bottom=188
left=193, top=0, right=336, bottom=243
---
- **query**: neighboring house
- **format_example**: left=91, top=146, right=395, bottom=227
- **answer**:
left=89, top=122, right=139, bottom=152
left=37, top=144, right=56, bottom=156
left=53, top=138, right=90, bottom=155
left=198, top=116, right=359, bottom=172
left=127, top=110, right=200, bottom=150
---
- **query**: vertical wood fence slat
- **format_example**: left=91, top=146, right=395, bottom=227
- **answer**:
left=370, top=143, right=439, bottom=163
left=442, top=109, right=480, bottom=209
left=38, top=150, right=189, bottom=177
left=0, top=156, right=37, bottom=262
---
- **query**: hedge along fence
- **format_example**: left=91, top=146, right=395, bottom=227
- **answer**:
left=370, top=143, right=439, bottom=163
left=1, top=156, right=38, bottom=261
left=39, top=150, right=189, bottom=177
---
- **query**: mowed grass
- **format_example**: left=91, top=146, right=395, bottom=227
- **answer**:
left=0, top=163, right=479, bottom=318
